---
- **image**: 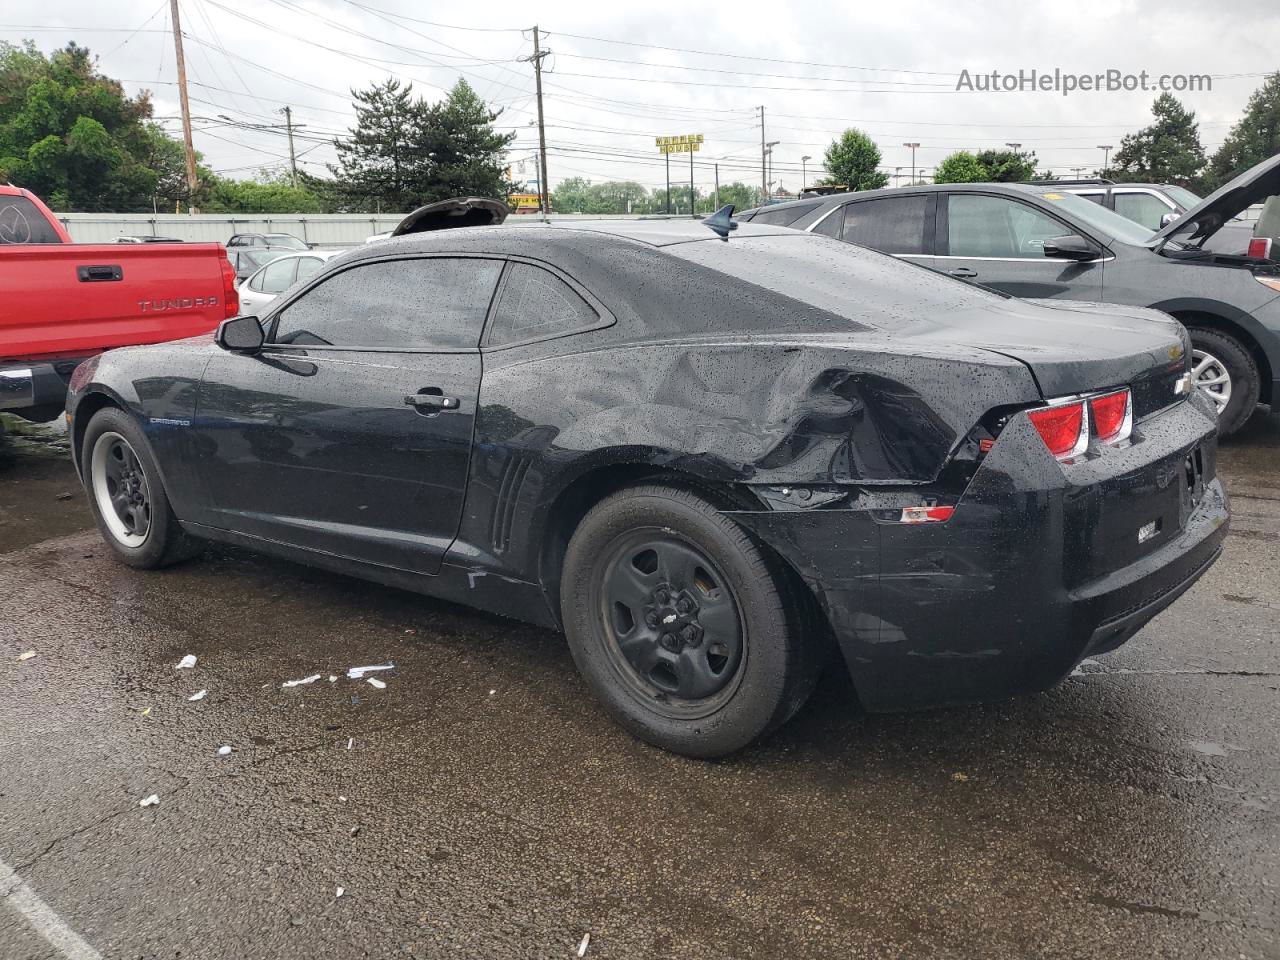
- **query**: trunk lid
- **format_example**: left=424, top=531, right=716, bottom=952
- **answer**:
left=900, top=296, right=1189, bottom=403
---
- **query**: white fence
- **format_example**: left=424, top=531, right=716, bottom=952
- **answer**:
left=57, top=213, right=409, bottom=248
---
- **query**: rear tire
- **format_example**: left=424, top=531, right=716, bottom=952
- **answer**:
left=1186, top=327, right=1258, bottom=436
left=560, top=484, right=823, bottom=758
left=82, top=407, right=200, bottom=569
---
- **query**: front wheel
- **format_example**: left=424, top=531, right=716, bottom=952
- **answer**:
left=1186, top=327, right=1259, bottom=436
left=82, top=407, right=200, bottom=568
left=560, top=484, right=823, bottom=758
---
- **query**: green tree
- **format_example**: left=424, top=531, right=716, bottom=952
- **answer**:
left=974, top=148, right=1038, bottom=182
left=934, top=151, right=988, bottom=184
left=819, top=128, right=889, bottom=191
left=0, top=40, right=189, bottom=211
left=1111, top=93, right=1206, bottom=187
left=205, top=169, right=323, bottom=213
left=329, top=77, right=515, bottom=211
left=713, top=181, right=762, bottom=212
left=1207, top=72, right=1280, bottom=189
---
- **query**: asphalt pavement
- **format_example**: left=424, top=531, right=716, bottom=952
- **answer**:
left=1, top=413, right=1278, bottom=959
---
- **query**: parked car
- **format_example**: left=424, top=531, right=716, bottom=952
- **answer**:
left=739, top=155, right=1280, bottom=435
left=227, top=232, right=309, bottom=251
left=67, top=211, right=1226, bottom=757
left=236, top=250, right=343, bottom=314
left=0, top=184, right=237, bottom=423
left=1047, top=178, right=1254, bottom=254
left=227, top=246, right=294, bottom=284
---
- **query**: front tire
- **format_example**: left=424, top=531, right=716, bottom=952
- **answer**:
left=82, top=407, right=199, bottom=568
left=1186, top=327, right=1259, bottom=436
left=561, top=484, right=822, bottom=758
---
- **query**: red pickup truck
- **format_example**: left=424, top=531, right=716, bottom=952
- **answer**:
left=0, top=185, right=238, bottom=422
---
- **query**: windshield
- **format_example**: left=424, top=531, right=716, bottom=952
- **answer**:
left=265, top=234, right=308, bottom=250
left=1028, top=189, right=1159, bottom=246
left=1164, top=185, right=1202, bottom=210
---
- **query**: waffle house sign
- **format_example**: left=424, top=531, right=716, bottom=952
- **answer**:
left=656, top=134, right=704, bottom=154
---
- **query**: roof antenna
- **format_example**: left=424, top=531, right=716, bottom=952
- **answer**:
left=702, top=204, right=737, bottom=240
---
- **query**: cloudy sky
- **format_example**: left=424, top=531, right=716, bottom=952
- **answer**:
left=5, top=0, right=1278, bottom=196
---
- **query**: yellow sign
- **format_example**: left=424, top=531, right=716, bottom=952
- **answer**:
left=656, top=133, right=704, bottom=154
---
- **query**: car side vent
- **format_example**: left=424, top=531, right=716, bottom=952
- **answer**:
left=490, top=455, right=534, bottom=555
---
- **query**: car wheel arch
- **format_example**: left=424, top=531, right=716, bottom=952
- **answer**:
left=72, top=391, right=127, bottom=477
left=1166, top=308, right=1273, bottom=405
left=536, top=462, right=805, bottom=630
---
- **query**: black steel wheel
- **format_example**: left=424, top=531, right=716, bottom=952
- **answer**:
left=81, top=407, right=201, bottom=569
left=561, top=483, right=824, bottom=758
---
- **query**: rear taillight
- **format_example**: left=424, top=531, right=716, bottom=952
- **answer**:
left=1247, top=237, right=1273, bottom=260
left=1090, top=388, right=1132, bottom=445
left=221, top=257, right=240, bottom=318
left=1027, top=400, right=1089, bottom=462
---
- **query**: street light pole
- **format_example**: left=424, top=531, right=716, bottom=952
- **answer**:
left=1097, top=144, right=1113, bottom=177
left=903, top=143, right=920, bottom=185
left=765, top=141, right=779, bottom=200
left=801, top=155, right=811, bottom=192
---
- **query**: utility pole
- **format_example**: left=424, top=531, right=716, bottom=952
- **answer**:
left=689, top=150, right=695, bottom=218
left=1097, top=144, right=1113, bottom=177
left=520, top=28, right=552, bottom=221
left=1072, top=166, right=1086, bottom=177
left=759, top=106, right=767, bottom=203
left=169, top=0, right=199, bottom=213
left=903, top=142, right=920, bottom=186
left=714, top=163, right=719, bottom=210
left=281, top=106, right=298, bottom=184
left=765, top=141, right=779, bottom=200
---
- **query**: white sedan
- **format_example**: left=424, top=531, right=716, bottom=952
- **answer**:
left=236, top=250, right=343, bottom=315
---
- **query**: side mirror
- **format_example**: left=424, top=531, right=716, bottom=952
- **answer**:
left=1042, top=234, right=1099, bottom=261
left=1160, top=211, right=1180, bottom=228
left=216, top=315, right=265, bottom=352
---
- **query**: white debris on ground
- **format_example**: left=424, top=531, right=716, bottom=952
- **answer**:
left=346, top=664, right=394, bottom=679
left=281, top=674, right=322, bottom=688
left=328, top=675, right=338, bottom=682
left=335, top=886, right=345, bottom=898
left=217, top=746, right=232, bottom=756
left=17, top=650, right=36, bottom=661
left=187, top=689, right=207, bottom=702
left=139, top=794, right=160, bottom=807
left=1070, top=658, right=1106, bottom=677
left=366, top=678, right=386, bottom=690
left=346, top=737, right=354, bottom=750
left=578, top=932, right=591, bottom=957
left=176, top=654, right=197, bottom=669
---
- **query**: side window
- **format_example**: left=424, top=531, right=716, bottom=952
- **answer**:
left=947, top=195, right=1068, bottom=258
left=1113, top=192, right=1173, bottom=231
left=749, top=201, right=820, bottom=227
left=295, top=256, right=325, bottom=283
left=810, top=206, right=844, bottom=238
left=258, top=257, right=297, bottom=295
left=842, top=195, right=929, bottom=254
left=1073, top=191, right=1106, bottom=206
left=485, top=262, right=598, bottom=347
left=271, top=257, right=502, bottom=349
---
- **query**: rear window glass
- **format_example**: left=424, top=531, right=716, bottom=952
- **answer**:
left=666, top=234, right=1003, bottom=326
left=748, top=201, right=821, bottom=227
left=0, top=196, right=63, bottom=244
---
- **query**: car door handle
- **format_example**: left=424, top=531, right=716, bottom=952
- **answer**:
left=404, top=393, right=459, bottom=411
left=949, top=267, right=978, bottom=278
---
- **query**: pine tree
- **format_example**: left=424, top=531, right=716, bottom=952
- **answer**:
left=1207, top=72, right=1280, bottom=189
left=418, top=79, right=517, bottom=203
left=1111, top=93, right=1206, bottom=187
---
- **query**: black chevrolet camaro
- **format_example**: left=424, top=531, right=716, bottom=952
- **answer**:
left=66, top=213, right=1229, bottom=756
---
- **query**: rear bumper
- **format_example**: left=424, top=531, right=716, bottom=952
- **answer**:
left=0, top=360, right=81, bottom=421
left=730, top=397, right=1228, bottom=712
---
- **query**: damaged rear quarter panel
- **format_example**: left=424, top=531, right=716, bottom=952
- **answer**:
left=461, top=332, right=1042, bottom=584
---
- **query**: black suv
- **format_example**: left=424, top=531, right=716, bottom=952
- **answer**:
left=740, top=156, right=1280, bottom=434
